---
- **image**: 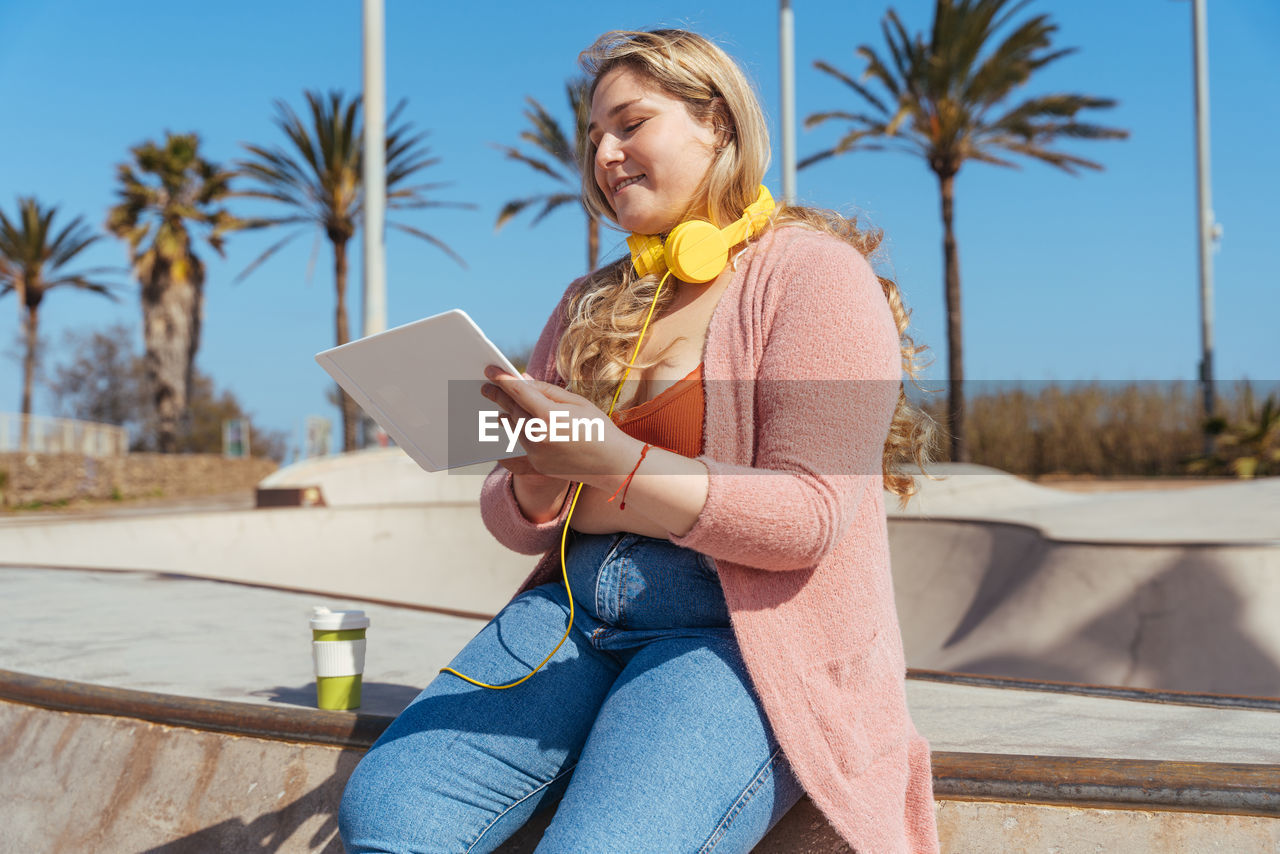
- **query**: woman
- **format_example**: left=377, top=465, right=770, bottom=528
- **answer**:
left=341, top=28, right=939, bottom=854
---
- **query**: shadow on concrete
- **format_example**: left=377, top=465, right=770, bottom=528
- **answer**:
left=950, top=550, right=1280, bottom=697
left=940, top=524, right=1049, bottom=649
left=138, top=751, right=360, bottom=854
left=250, top=681, right=423, bottom=718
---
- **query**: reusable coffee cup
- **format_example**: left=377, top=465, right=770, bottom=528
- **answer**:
left=310, top=606, right=370, bottom=710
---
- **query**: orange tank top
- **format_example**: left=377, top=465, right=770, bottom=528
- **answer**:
left=610, top=363, right=704, bottom=458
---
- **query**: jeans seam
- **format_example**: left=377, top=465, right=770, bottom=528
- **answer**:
left=618, top=549, right=628, bottom=626
left=594, top=533, right=627, bottom=623
left=465, top=761, right=578, bottom=854
left=698, top=552, right=718, bottom=579
left=698, top=745, right=783, bottom=853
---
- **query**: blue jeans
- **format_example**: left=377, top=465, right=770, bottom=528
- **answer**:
left=339, top=531, right=805, bottom=853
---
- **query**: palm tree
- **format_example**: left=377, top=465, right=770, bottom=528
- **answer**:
left=107, top=132, right=241, bottom=453
left=801, top=0, right=1128, bottom=462
left=0, top=198, right=118, bottom=449
left=234, top=90, right=470, bottom=452
left=494, top=78, right=601, bottom=272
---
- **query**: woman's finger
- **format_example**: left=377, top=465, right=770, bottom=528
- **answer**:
left=524, top=380, right=591, bottom=407
left=489, top=372, right=554, bottom=421
left=481, top=382, right=519, bottom=417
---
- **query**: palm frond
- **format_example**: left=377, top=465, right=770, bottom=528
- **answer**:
left=854, top=45, right=902, bottom=103
left=387, top=221, right=467, bottom=269
left=964, top=147, right=1020, bottom=169
left=804, top=110, right=884, bottom=131
left=495, top=197, right=544, bottom=230
left=491, top=143, right=567, bottom=182
left=232, top=228, right=308, bottom=284
left=521, top=96, right=575, bottom=168
left=492, top=78, right=590, bottom=247
left=529, top=193, right=579, bottom=227
left=813, top=60, right=890, bottom=116
left=45, top=277, right=121, bottom=300
left=989, top=93, right=1122, bottom=137
left=961, top=14, right=1059, bottom=109
left=988, top=140, right=1105, bottom=174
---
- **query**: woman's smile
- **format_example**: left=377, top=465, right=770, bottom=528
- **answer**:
left=612, top=174, right=646, bottom=195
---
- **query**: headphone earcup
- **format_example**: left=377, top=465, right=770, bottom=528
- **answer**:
left=625, top=185, right=774, bottom=283
left=665, top=220, right=729, bottom=284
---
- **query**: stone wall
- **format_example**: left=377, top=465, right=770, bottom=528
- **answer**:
left=0, top=452, right=278, bottom=508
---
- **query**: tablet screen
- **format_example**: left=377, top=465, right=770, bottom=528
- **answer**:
left=316, top=309, right=529, bottom=472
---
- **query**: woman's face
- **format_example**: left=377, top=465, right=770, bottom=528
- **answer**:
left=588, top=66, right=719, bottom=236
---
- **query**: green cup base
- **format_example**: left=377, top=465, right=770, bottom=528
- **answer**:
left=316, top=674, right=363, bottom=710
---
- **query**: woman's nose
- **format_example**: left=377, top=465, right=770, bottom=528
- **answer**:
left=596, top=134, right=624, bottom=168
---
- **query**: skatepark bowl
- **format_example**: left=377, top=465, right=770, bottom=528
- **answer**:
left=2, top=450, right=1278, bottom=852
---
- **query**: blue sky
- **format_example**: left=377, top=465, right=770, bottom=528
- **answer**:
left=1, top=0, right=1276, bottom=456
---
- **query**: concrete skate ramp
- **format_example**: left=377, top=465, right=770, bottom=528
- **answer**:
left=891, top=518, right=1280, bottom=696
left=885, top=465, right=1280, bottom=697
left=4, top=456, right=1278, bottom=697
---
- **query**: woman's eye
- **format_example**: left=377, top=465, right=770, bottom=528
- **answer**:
left=624, top=119, right=646, bottom=133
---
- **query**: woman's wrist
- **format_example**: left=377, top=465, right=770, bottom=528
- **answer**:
left=510, top=471, right=570, bottom=524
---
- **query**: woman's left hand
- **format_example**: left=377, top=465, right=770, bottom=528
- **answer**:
left=482, top=366, right=640, bottom=486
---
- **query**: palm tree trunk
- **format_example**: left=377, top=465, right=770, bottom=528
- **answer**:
left=186, top=256, right=206, bottom=444
left=332, top=237, right=357, bottom=452
left=587, top=215, right=599, bottom=272
left=20, top=301, right=38, bottom=451
left=143, top=264, right=197, bottom=453
left=938, top=172, right=968, bottom=463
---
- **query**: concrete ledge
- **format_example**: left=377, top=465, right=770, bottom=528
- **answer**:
left=5, top=673, right=1279, bottom=853
left=4, top=668, right=1277, bottom=818
left=910, top=668, right=1280, bottom=713
left=0, top=668, right=387, bottom=749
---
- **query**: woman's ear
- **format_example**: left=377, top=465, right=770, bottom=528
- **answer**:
left=708, top=96, right=735, bottom=150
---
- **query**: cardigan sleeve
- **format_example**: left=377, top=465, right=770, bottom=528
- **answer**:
left=668, top=233, right=902, bottom=570
left=478, top=279, right=580, bottom=555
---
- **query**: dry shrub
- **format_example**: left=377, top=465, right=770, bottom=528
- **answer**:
left=919, top=381, right=1270, bottom=477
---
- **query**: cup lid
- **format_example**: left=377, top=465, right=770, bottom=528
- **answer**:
left=310, top=606, right=370, bottom=631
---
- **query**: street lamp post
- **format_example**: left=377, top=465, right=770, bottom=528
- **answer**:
left=779, top=0, right=797, bottom=205
left=361, top=0, right=388, bottom=449
left=1190, top=0, right=1219, bottom=452
left=362, top=0, right=387, bottom=342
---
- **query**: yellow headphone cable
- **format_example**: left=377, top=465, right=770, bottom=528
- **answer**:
left=439, top=268, right=675, bottom=690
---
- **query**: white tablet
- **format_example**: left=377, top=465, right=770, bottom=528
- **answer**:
left=315, top=309, right=529, bottom=472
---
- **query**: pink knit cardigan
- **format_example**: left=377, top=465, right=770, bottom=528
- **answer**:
left=479, top=225, right=940, bottom=852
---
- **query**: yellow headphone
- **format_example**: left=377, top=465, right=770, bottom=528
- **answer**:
left=626, top=184, right=775, bottom=283
left=440, top=186, right=776, bottom=691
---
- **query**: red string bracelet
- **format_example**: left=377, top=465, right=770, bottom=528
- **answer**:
left=607, top=442, right=652, bottom=510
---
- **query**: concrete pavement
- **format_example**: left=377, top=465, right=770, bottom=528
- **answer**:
left=6, top=566, right=1277, bottom=766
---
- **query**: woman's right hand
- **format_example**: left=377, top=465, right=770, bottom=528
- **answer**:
left=484, top=376, right=572, bottom=523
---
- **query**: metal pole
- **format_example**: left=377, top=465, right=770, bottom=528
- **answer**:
left=362, top=0, right=387, bottom=340
left=1191, top=0, right=1216, bottom=446
left=361, top=0, right=388, bottom=449
left=779, top=0, right=797, bottom=205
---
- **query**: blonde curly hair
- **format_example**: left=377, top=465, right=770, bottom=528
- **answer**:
left=556, top=29, right=937, bottom=505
